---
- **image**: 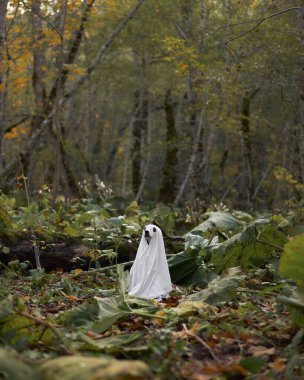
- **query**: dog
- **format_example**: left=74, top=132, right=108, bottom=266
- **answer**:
left=144, top=226, right=156, bottom=245
left=128, top=224, right=172, bottom=300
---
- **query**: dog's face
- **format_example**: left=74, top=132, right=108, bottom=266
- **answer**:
left=144, top=225, right=157, bottom=245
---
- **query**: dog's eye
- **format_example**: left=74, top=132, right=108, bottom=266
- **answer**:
left=153, top=227, right=156, bottom=232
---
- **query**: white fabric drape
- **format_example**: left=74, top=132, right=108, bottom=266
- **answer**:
left=128, top=224, right=172, bottom=299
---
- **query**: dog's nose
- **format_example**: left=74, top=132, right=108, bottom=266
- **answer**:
left=144, top=230, right=150, bottom=236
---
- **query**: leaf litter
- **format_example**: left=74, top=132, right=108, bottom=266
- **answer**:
left=0, top=203, right=304, bottom=379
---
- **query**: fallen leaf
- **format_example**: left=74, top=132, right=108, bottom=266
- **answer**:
left=66, top=295, right=83, bottom=302
left=248, top=346, right=276, bottom=357
left=271, top=357, right=287, bottom=372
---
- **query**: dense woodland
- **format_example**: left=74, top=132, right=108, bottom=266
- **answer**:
left=0, top=1, right=304, bottom=380
left=0, top=0, right=303, bottom=210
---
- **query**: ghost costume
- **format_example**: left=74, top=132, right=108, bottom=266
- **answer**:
left=128, top=224, right=172, bottom=299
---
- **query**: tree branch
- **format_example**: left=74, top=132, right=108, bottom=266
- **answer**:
left=224, top=7, right=303, bottom=46
left=4, top=115, right=30, bottom=134
left=63, top=0, right=146, bottom=101
left=48, top=0, right=96, bottom=103
left=183, top=323, right=221, bottom=363
left=0, top=0, right=146, bottom=187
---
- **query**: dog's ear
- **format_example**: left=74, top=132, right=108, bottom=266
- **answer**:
left=153, top=227, right=156, bottom=232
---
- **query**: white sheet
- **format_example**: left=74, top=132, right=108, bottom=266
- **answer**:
left=128, top=224, right=172, bottom=299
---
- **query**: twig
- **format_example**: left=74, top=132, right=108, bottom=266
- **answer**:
left=64, top=0, right=146, bottom=100
left=4, top=115, right=30, bottom=134
left=213, top=7, right=303, bottom=34
left=225, top=7, right=303, bottom=46
left=182, top=323, right=221, bottom=363
left=21, top=0, right=63, bottom=40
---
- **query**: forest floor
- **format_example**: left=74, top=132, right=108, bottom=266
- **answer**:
left=0, top=265, right=302, bottom=380
left=0, top=197, right=303, bottom=379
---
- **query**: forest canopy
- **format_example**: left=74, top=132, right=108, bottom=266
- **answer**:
left=0, top=0, right=303, bottom=211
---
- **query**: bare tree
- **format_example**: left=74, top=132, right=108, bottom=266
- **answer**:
left=0, top=0, right=147, bottom=191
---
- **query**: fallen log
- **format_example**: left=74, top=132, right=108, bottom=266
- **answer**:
left=0, top=232, right=184, bottom=272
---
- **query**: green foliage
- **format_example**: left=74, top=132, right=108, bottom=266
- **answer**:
left=79, top=331, right=142, bottom=353
left=0, top=205, right=11, bottom=235
left=278, top=234, right=304, bottom=327
left=0, top=194, right=301, bottom=377
left=0, top=296, right=54, bottom=350
left=186, top=267, right=245, bottom=306
left=279, top=234, right=304, bottom=291
left=190, top=211, right=244, bottom=237
left=210, top=220, right=287, bottom=273
left=239, top=356, right=266, bottom=375
left=168, top=251, right=216, bottom=286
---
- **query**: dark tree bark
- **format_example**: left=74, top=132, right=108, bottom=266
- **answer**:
left=0, top=0, right=9, bottom=162
left=0, top=0, right=146, bottom=191
left=159, top=90, right=178, bottom=203
left=131, top=89, right=148, bottom=195
left=31, top=0, right=47, bottom=127
left=48, top=0, right=95, bottom=105
left=240, top=88, right=260, bottom=208
left=295, top=2, right=304, bottom=184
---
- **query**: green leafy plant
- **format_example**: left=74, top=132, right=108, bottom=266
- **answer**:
left=279, top=234, right=304, bottom=327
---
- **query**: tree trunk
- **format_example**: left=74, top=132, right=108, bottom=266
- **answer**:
left=48, top=0, right=95, bottom=105
left=0, top=0, right=146, bottom=191
left=174, top=110, right=205, bottom=207
left=135, top=99, right=152, bottom=202
left=240, top=88, right=260, bottom=208
left=159, top=90, right=178, bottom=203
left=31, top=0, right=47, bottom=128
left=25, top=0, right=48, bottom=191
left=296, top=2, right=304, bottom=184
left=131, top=85, right=148, bottom=196
left=0, top=0, right=9, bottom=164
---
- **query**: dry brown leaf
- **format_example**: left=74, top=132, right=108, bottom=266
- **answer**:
left=248, top=346, right=276, bottom=357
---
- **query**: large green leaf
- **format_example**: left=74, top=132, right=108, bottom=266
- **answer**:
left=168, top=251, right=216, bottom=286
left=172, top=300, right=216, bottom=317
left=186, top=267, right=245, bottom=306
left=79, top=331, right=142, bottom=353
left=168, top=251, right=199, bottom=283
left=210, top=223, right=287, bottom=273
left=0, top=296, right=53, bottom=349
left=37, top=355, right=151, bottom=380
left=59, top=298, right=100, bottom=328
left=191, top=212, right=243, bottom=235
left=117, top=264, right=128, bottom=296
left=184, top=233, right=210, bottom=249
left=92, top=296, right=130, bottom=333
left=279, top=234, right=304, bottom=291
